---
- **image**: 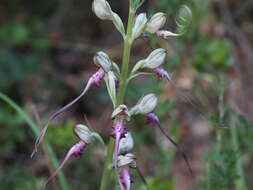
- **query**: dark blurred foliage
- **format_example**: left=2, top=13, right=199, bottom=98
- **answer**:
left=1, top=0, right=253, bottom=189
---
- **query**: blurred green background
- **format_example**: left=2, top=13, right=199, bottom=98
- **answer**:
left=1, top=0, right=253, bottom=189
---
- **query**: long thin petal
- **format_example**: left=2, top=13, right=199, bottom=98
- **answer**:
left=165, top=75, right=208, bottom=123
left=114, top=132, right=121, bottom=169
left=152, top=119, right=193, bottom=176
left=31, top=79, right=93, bottom=158
left=44, top=141, right=86, bottom=189
left=135, top=167, right=148, bottom=188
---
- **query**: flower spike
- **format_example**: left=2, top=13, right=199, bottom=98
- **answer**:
left=31, top=69, right=105, bottom=158
left=146, top=112, right=193, bottom=175
left=44, top=141, right=87, bottom=189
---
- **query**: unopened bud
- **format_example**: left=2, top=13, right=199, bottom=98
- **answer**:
left=143, top=48, right=166, bottom=69
left=93, top=51, right=112, bottom=72
left=74, top=124, right=93, bottom=144
left=132, top=13, right=147, bottom=41
left=146, top=12, right=166, bottom=33
left=119, top=132, right=134, bottom=154
left=74, top=124, right=104, bottom=145
left=156, top=30, right=180, bottom=39
left=92, top=0, right=112, bottom=20
left=131, top=93, right=158, bottom=115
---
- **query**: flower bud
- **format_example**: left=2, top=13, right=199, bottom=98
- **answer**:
left=156, top=30, right=180, bottom=39
left=146, top=12, right=166, bottom=33
left=92, top=0, right=112, bottom=20
left=93, top=51, right=112, bottom=72
left=143, top=48, right=166, bottom=69
left=132, top=13, right=147, bottom=41
left=131, top=93, right=158, bottom=115
left=119, top=132, right=134, bottom=154
left=74, top=124, right=93, bottom=144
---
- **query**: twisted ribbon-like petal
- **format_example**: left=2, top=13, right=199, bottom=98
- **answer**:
left=44, top=141, right=86, bottom=189
left=146, top=112, right=193, bottom=175
left=31, top=69, right=105, bottom=158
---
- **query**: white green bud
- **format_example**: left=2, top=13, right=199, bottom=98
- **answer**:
left=74, top=124, right=93, bottom=144
left=143, top=48, right=166, bottom=69
left=146, top=12, right=166, bottom=33
left=93, top=51, right=112, bottom=72
left=74, top=124, right=104, bottom=145
left=119, top=132, right=134, bottom=154
left=131, top=93, right=158, bottom=115
left=92, top=0, right=113, bottom=20
left=92, top=0, right=125, bottom=37
left=132, top=13, right=147, bottom=41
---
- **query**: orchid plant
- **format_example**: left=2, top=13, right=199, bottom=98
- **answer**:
left=31, top=0, right=193, bottom=189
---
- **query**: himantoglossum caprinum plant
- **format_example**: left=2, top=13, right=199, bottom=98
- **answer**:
left=31, top=0, right=194, bottom=189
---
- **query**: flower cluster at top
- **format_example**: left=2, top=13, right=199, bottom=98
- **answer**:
left=31, top=0, right=192, bottom=189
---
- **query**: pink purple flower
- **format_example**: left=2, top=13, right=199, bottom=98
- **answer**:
left=110, top=120, right=127, bottom=168
left=119, top=166, right=132, bottom=190
left=44, top=141, right=87, bottom=189
left=31, top=68, right=105, bottom=158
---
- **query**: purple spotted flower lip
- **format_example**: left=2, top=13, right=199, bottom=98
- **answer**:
left=110, top=120, right=127, bottom=168
left=119, top=166, right=132, bottom=190
left=31, top=68, right=105, bottom=158
left=44, top=141, right=87, bottom=189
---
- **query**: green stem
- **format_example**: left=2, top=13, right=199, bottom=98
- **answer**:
left=99, top=2, right=135, bottom=190
left=116, top=9, right=135, bottom=105
left=230, top=118, right=248, bottom=190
